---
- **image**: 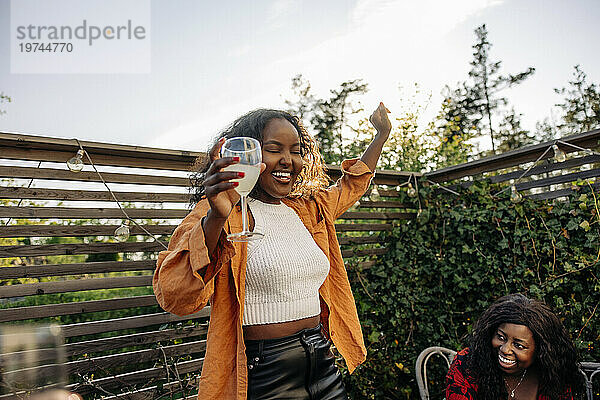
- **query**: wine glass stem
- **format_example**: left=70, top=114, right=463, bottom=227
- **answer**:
left=240, top=195, right=249, bottom=232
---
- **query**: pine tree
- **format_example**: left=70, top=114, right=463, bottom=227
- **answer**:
left=536, top=65, right=600, bottom=140
left=346, top=85, right=438, bottom=172
left=554, top=65, right=600, bottom=134
left=439, top=24, right=535, bottom=154
left=284, top=74, right=315, bottom=122
left=496, top=108, right=535, bottom=152
left=312, top=80, right=368, bottom=163
left=426, top=97, right=475, bottom=169
left=285, top=77, right=368, bottom=164
left=0, top=92, right=11, bottom=116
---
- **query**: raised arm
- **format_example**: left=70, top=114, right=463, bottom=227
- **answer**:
left=314, top=102, right=392, bottom=220
left=360, top=102, right=392, bottom=171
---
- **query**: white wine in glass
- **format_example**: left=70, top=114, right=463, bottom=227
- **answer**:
left=220, top=137, right=264, bottom=242
left=222, top=163, right=262, bottom=196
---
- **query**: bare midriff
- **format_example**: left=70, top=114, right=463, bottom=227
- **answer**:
left=243, top=315, right=321, bottom=340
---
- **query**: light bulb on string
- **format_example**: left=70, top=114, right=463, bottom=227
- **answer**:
left=370, top=185, right=380, bottom=201
left=416, top=208, right=428, bottom=223
left=114, top=220, right=131, bottom=242
left=67, top=149, right=85, bottom=172
left=407, top=183, right=417, bottom=198
left=552, top=144, right=567, bottom=163
left=510, top=185, right=523, bottom=203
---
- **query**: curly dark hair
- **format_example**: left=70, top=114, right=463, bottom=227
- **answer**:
left=189, top=109, right=329, bottom=205
left=466, top=293, right=583, bottom=400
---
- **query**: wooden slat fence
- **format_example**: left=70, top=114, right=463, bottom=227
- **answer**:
left=0, top=132, right=416, bottom=399
left=426, top=129, right=600, bottom=200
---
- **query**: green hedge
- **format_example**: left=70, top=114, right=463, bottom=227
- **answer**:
left=344, top=180, right=600, bottom=399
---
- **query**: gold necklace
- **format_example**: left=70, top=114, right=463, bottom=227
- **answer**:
left=504, top=369, right=527, bottom=398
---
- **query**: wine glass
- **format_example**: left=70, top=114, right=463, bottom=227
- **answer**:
left=221, top=137, right=264, bottom=242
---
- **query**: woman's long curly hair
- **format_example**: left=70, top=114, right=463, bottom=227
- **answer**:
left=466, top=294, right=583, bottom=400
left=190, top=109, right=329, bottom=205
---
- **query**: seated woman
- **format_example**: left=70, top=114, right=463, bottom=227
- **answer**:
left=446, top=294, right=583, bottom=400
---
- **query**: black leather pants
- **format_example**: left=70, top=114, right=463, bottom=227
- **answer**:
left=244, top=324, right=348, bottom=400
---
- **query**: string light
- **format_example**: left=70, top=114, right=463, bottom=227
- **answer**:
left=66, top=149, right=85, bottom=172
left=556, top=140, right=600, bottom=156
left=552, top=144, right=567, bottom=163
left=404, top=140, right=595, bottom=214
left=493, top=144, right=554, bottom=198
left=52, top=138, right=598, bottom=240
left=68, top=139, right=168, bottom=250
left=370, top=185, right=380, bottom=201
left=114, top=220, right=131, bottom=242
left=510, top=185, right=523, bottom=203
left=426, top=179, right=461, bottom=196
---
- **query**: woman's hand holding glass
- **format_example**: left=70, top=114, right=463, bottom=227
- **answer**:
left=204, top=138, right=243, bottom=220
left=203, top=137, right=265, bottom=241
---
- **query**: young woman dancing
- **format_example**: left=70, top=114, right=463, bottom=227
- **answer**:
left=153, top=103, right=392, bottom=399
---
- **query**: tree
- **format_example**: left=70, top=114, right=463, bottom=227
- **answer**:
left=285, top=76, right=368, bottom=164
left=554, top=65, right=600, bottom=135
left=535, top=116, right=559, bottom=142
left=343, top=84, right=477, bottom=172
left=536, top=65, right=600, bottom=140
left=437, top=83, right=480, bottom=148
left=0, top=92, right=11, bottom=116
left=496, top=108, right=535, bottom=153
left=284, top=74, right=316, bottom=122
left=285, top=78, right=474, bottom=171
left=311, top=80, right=368, bottom=164
left=346, top=85, right=439, bottom=172
left=440, top=24, right=535, bottom=154
left=428, top=98, right=475, bottom=169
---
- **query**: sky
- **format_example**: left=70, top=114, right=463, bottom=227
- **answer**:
left=1, top=0, right=599, bottom=153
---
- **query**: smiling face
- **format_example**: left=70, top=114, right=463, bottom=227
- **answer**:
left=491, top=323, right=536, bottom=375
left=253, top=118, right=304, bottom=204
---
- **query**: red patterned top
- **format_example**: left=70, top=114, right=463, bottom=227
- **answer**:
left=445, top=348, right=573, bottom=400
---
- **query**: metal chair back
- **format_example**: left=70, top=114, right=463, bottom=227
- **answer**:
left=416, top=349, right=599, bottom=400
left=416, top=346, right=457, bottom=400
left=580, top=362, right=600, bottom=400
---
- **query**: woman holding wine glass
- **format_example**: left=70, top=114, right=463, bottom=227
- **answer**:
left=153, top=103, right=392, bottom=399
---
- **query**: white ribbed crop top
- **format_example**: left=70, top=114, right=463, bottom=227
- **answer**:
left=242, top=199, right=330, bottom=326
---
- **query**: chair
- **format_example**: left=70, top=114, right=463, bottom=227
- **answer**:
left=580, top=362, right=600, bottom=400
left=416, top=350, right=599, bottom=400
left=416, top=346, right=457, bottom=400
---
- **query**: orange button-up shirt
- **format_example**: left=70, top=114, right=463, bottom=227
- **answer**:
left=153, top=159, right=372, bottom=399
